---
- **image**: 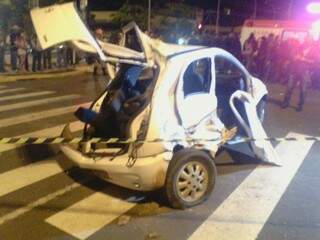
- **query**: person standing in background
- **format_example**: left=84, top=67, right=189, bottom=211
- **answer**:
left=23, top=32, right=31, bottom=71
left=16, top=32, right=27, bottom=72
left=56, top=44, right=66, bottom=68
left=226, top=32, right=242, bottom=61
left=31, top=34, right=42, bottom=72
left=43, top=47, right=52, bottom=70
left=0, top=31, right=5, bottom=72
left=281, top=39, right=314, bottom=111
left=7, top=25, right=19, bottom=71
left=66, top=43, right=74, bottom=67
left=93, top=28, right=106, bottom=76
left=243, top=33, right=257, bottom=72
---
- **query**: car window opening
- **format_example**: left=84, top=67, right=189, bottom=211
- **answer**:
left=215, top=56, right=249, bottom=136
left=76, top=64, right=156, bottom=142
left=125, top=29, right=143, bottom=53
left=183, top=58, right=212, bottom=97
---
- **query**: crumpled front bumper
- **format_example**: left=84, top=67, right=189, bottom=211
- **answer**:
left=59, top=124, right=168, bottom=191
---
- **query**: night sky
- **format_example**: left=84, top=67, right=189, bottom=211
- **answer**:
left=88, top=0, right=303, bottom=17
left=88, top=0, right=317, bottom=26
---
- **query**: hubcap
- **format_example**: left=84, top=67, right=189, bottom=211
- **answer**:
left=176, top=161, right=209, bottom=203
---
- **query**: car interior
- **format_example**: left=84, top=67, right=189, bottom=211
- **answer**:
left=183, top=58, right=212, bottom=97
left=75, top=64, right=156, bottom=140
left=215, top=56, right=249, bottom=135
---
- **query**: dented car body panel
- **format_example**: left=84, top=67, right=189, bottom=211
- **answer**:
left=31, top=3, right=280, bottom=192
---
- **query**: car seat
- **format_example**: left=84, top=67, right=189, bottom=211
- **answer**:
left=183, top=65, right=204, bottom=96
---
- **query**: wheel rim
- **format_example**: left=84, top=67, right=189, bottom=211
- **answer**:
left=176, top=161, right=209, bottom=203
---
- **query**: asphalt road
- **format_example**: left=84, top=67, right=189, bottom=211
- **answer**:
left=0, top=74, right=319, bottom=240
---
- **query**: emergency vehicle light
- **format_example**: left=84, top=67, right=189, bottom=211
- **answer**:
left=307, top=2, right=320, bottom=14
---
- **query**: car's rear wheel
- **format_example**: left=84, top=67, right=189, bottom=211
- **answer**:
left=165, top=149, right=216, bottom=209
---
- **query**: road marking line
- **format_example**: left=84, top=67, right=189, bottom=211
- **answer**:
left=0, top=159, right=65, bottom=198
left=0, top=94, right=79, bottom=112
left=0, top=91, right=55, bottom=102
left=0, top=88, right=25, bottom=95
left=0, top=182, right=82, bottom=226
left=0, top=102, right=90, bottom=128
left=189, top=132, right=314, bottom=240
left=45, top=192, right=135, bottom=240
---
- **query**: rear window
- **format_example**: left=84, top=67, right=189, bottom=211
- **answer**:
left=125, top=29, right=143, bottom=52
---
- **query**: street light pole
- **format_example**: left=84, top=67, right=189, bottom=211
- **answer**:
left=253, top=0, right=257, bottom=20
left=148, top=0, right=151, bottom=33
left=288, top=0, right=293, bottom=19
left=215, top=0, right=221, bottom=34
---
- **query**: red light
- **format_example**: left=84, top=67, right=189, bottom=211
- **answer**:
left=307, top=2, right=320, bottom=14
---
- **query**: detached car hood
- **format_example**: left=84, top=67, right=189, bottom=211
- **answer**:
left=30, top=2, right=150, bottom=65
left=30, top=2, right=204, bottom=66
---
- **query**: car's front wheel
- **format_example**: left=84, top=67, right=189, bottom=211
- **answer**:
left=165, top=149, right=217, bottom=209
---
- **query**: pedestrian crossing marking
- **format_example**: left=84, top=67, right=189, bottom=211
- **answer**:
left=45, top=192, right=135, bottom=240
left=189, top=132, right=314, bottom=240
left=0, top=102, right=90, bottom=128
left=0, top=91, right=55, bottom=102
left=0, top=94, right=79, bottom=112
left=0, top=181, right=82, bottom=226
left=0, top=121, right=84, bottom=153
left=0, top=88, right=26, bottom=95
left=0, top=158, right=65, bottom=198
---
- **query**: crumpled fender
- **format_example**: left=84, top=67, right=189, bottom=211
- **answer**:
left=250, top=77, right=268, bottom=105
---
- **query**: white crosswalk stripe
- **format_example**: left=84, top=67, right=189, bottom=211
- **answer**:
left=0, top=91, right=55, bottom=102
left=0, top=103, right=90, bottom=128
left=0, top=121, right=85, bottom=153
left=0, top=88, right=25, bottom=95
left=0, top=181, right=83, bottom=226
left=0, top=158, right=66, bottom=198
left=46, top=193, right=135, bottom=240
left=189, top=132, right=314, bottom=240
left=0, top=94, right=79, bottom=112
left=0, top=88, right=87, bottom=195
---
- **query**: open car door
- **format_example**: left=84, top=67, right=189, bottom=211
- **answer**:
left=229, top=90, right=281, bottom=165
left=30, top=3, right=152, bottom=67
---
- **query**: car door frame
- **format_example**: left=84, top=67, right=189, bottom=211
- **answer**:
left=212, top=51, right=280, bottom=165
left=175, top=52, right=217, bottom=130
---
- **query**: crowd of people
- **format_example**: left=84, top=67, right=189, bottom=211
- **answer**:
left=0, top=25, right=77, bottom=73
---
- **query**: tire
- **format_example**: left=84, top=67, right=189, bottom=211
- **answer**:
left=165, top=149, right=217, bottom=209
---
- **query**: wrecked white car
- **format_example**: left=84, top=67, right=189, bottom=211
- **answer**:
left=31, top=3, right=279, bottom=209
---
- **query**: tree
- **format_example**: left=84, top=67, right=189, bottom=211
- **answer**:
left=111, top=1, right=197, bottom=35
left=111, top=4, right=148, bottom=29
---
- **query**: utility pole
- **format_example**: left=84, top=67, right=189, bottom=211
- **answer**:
left=148, top=0, right=151, bottom=33
left=253, top=0, right=257, bottom=20
left=215, top=0, right=221, bottom=34
left=287, top=0, right=293, bottom=19
left=28, top=0, right=39, bottom=9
